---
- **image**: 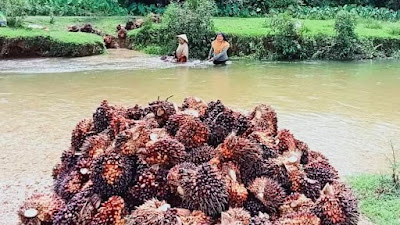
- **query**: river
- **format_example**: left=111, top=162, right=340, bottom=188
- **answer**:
left=0, top=50, right=399, bottom=224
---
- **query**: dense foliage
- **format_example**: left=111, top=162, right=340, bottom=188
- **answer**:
left=0, top=0, right=28, bottom=27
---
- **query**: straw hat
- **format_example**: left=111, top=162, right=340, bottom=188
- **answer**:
left=177, top=34, right=188, bottom=43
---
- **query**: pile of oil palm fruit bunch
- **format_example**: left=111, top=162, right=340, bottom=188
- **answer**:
left=18, top=96, right=359, bottom=225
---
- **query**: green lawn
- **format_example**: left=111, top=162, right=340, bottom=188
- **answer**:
left=347, top=174, right=400, bottom=225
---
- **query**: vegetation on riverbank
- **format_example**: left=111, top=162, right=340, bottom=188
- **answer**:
left=348, top=174, right=400, bottom=225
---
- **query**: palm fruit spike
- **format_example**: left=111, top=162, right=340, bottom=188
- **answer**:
left=18, top=193, right=65, bottom=224
left=248, top=131, right=279, bottom=160
left=249, top=212, right=273, bottom=225
left=243, top=194, right=268, bottom=217
left=180, top=96, right=208, bottom=117
left=114, top=125, right=151, bottom=156
left=128, top=165, right=170, bottom=204
left=91, top=153, right=134, bottom=197
left=125, top=198, right=171, bottom=225
left=140, top=137, right=186, bottom=167
left=313, top=183, right=359, bottom=225
left=54, top=189, right=101, bottom=225
left=71, top=119, right=94, bottom=152
left=91, top=196, right=126, bottom=225
left=145, top=98, right=177, bottom=127
left=221, top=208, right=251, bottom=225
left=186, top=144, right=215, bottom=165
left=167, top=162, right=196, bottom=195
left=304, top=159, right=339, bottom=188
left=279, top=193, right=314, bottom=216
left=275, top=212, right=320, bottom=225
left=248, top=177, right=287, bottom=214
left=80, top=132, right=111, bottom=159
left=247, top=104, right=278, bottom=137
left=181, top=163, right=229, bottom=216
left=55, top=170, right=90, bottom=200
left=175, top=116, right=209, bottom=149
left=226, top=179, right=248, bottom=207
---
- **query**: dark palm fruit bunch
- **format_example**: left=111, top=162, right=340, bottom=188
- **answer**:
left=140, top=137, right=186, bottom=167
left=167, top=162, right=196, bottom=195
left=165, top=113, right=192, bottom=136
left=247, top=104, right=278, bottom=137
left=179, top=210, right=212, bottom=225
left=181, top=163, right=229, bottom=217
left=54, top=189, right=101, bottom=225
left=186, top=144, right=216, bottom=165
left=304, top=158, right=339, bottom=188
left=80, top=132, right=112, bottom=159
left=52, top=148, right=78, bottom=180
left=247, top=131, right=279, bottom=160
left=18, top=193, right=65, bottom=225
left=312, top=183, right=359, bottom=225
left=128, top=165, right=170, bottom=205
left=71, top=119, right=94, bottom=152
left=55, top=170, right=90, bottom=200
left=232, top=111, right=250, bottom=136
left=248, top=177, right=287, bottom=215
left=205, top=109, right=236, bottom=147
left=249, top=212, right=273, bottom=225
left=226, top=179, right=248, bottom=207
left=179, top=96, right=208, bottom=117
left=276, top=129, right=298, bottom=153
left=114, top=125, right=151, bottom=156
left=175, top=116, right=209, bottom=149
left=91, top=196, right=126, bottom=225
left=201, top=100, right=226, bottom=121
left=221, top=207, right=251, bottom=225
left=126, top=104, right=144, bottom=120
left=279, top=193, right=314, bottom=216
left=244, top=194, right=268, bottom=217
left=145, top=99, right=177, bottom=127
left=263, top=158, right=292, bottom=191
left=91, top=153, right=134, bottom=198
left=285, top=163, right=322, bottom=201
left=125, top=198, right=171, bottom=225
left=108, top=113, right=136, bottom=138
left=93, top=100, right=115, bottom=133
left=275, top=211, right=321, bottom=225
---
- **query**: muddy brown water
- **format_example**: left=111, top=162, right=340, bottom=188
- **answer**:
left=0, top=49, right=399, bottom=224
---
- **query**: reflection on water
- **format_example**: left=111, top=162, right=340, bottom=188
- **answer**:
left=1, top=53, right=400, bottom=182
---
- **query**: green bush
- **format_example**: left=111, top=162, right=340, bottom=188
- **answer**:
left=0, top=0, right=28, bottom=27
left=126, top=3, right=165, bottom=15
left=162, top=0, right=216, bottom=59
left=332, top=10, right=361, bottom=59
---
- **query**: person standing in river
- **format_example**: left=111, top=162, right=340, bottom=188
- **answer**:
left=175, top=34, right=189, bottom=63
left=208, top=32, right=230, bottom=65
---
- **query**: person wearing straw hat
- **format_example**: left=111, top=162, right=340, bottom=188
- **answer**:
left=175, top=34, right=189, bottom=63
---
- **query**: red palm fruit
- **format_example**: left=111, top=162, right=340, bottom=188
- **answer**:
left=276, top=129, right=297, bottom=153
left=54, top=189, right=101, bottom=225
left=313, top=183, right=359, bottom=225
left=232, top=111, right=250, bottom=136
left=279, top=193, right=314, bottom=216
left=227, top=179, right=248, bottom=207
left=114, top=125, right=152, bottom=156
left=186, top=144, right=216, bottom=165
left=80, top=133, right=112, bottom=159
left=126, top=104, right=144, bottom=120
left=71, top=119, right=94, bottom=152
left=286, top=163, right=322, bottom=201
left=91, top=153, right=134, bottom=197
left=55, top=170, right=90, bottom=200
left=145, top=99, right=177, bottom=127
left=181, top=163, right=229, bottom=216
left=275, top=212, right=321, bottom=225
left=180, top=96, right=208, bottom=117
left=295, top=139, right=310, bottom=164
left=125, top=198, right=171, bottom=225
left=248, top=131, right=279, bottom=159
left=175, top=117, right=209, bottom=149
left=308, top=150, right=329, bottom=162
left=167, top=162, right=196, bottom=194
left=141, top=137, right=186, bottom=167
left=304, top=159, right=339, bottom=188
left=180, top=210, right=212, bottom=225
left=216, top=134, right=263, bottom=165
left=91, top=196, right=126, bottom=225
left=249, top=212, right=273, bottom=225
left=53, top=148, right=79, bottom=180
left=247, top=104, right=278, bottom=137
left=243, top=193, right=269, bottom=217
left=263, top=158, right=291, bottom=191
left=165, top=113, right=193, bottom=135
left=248, top=177, right=287, bottom=214
left=18, top=193, right=65, bottom=224
left=129, top=165, right=170, bottom=204
left=221, top=208, right=251, bottom=225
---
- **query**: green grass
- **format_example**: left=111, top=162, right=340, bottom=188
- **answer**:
left=347, top=174, right=400, bottom=225
left=213, top=17, right=400, bottom=39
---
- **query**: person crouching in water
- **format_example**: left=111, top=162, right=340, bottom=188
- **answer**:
left=175, top=34, right=189, bottom=63
left=208, top=32, right=230, bottom=65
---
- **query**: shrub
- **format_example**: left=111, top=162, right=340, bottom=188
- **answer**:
left=162, top=0, right=216, bottom=59
left=0, top=0, right=28, bottom=27
left=332, top=10, right=360, bottom=59
left=127, top=2, right=165, bottom=16
left=268, top=13, right=304, bottom=59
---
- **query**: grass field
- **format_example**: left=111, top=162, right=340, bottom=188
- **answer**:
left=348, top=174, right=400, bottom=225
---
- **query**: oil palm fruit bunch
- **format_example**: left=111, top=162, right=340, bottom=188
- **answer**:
left=22, top=97, right=359, bottom=224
